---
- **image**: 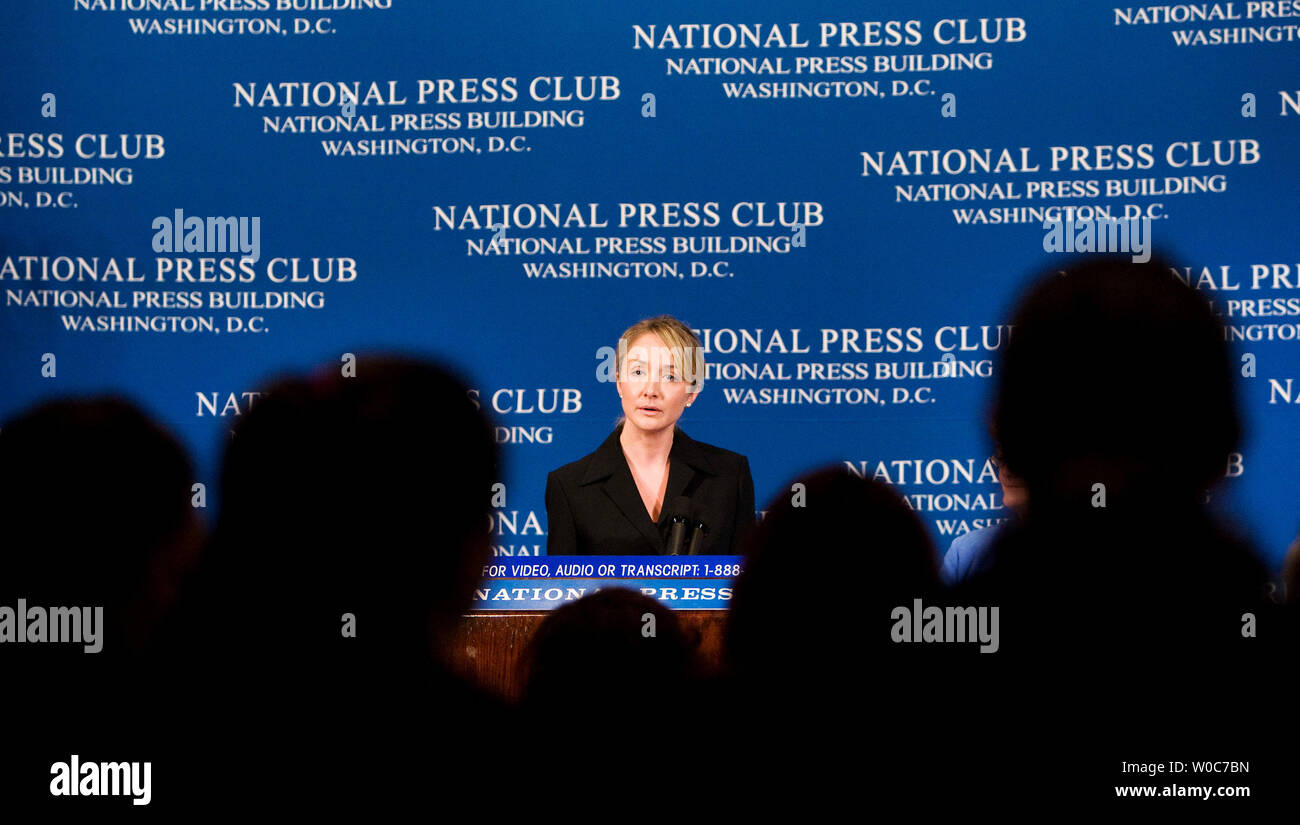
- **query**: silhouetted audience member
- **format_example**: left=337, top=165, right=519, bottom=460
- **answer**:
left=0, top=397, right=202, bottom=807
left=164, top=355, right=504, bottom=810
left=521, top=588, right=696, bottom=715
left=727, top=467, right=942, bottom=683
left=0, top=396, right=201, bottom=659
left=717, top=468, right=945, bottom=796
left=516, top=588, right=711, bottom=793
left=956, top=255, right=1279, bottom=792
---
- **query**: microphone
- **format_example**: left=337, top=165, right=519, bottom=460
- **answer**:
left=665, top=496, right=692, bottom=555
left=686, top=519, right=708, bottom=555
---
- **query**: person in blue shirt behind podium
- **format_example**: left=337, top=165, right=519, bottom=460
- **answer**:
left=939, top=449, right=1027, bottom=585
left=545, top=315, right=754, bottom=556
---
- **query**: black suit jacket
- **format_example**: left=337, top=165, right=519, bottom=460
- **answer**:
left=545, top=424, right=754, bottom=555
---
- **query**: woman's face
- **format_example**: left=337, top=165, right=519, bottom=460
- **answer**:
left=617, top=332, right=698, bottom=434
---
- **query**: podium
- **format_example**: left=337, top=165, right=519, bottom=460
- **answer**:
left=447, top=555, right=742, bottom=700
left=447, top=610, right=729, bottom=701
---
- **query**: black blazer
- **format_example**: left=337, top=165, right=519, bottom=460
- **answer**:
left=545, top=424, right=754, bottom=555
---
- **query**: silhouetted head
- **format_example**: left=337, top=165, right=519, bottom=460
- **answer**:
left=0, top=397, right=200, bottom=656
left=725, top=467, right=940, bottom=684
left=197, top=355, right=498, bottom=670
left=992, top=255, right=1238, bottom=512
left=520, top=587, right=694, bottom=713
left=970, top=258, right=1273, bottom=701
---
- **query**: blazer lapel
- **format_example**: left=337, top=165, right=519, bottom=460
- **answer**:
left=580, top=425, right=664, bottom=551
left=578, top=425, right=720, bottom=553
left=664, top=430, right=707, bottom=504
left=605, top=463, right=665, bottom=550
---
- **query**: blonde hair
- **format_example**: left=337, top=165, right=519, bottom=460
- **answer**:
left=616, top=315, right=705, bottom=392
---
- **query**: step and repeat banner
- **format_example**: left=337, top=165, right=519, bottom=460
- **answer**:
left=2, top=1, right=1297, bottom=568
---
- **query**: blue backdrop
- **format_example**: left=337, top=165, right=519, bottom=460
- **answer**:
left=2, top=1, right=1297, bottom=568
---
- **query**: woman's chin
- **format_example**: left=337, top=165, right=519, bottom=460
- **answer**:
left=627, top=411, right=678, bottom=432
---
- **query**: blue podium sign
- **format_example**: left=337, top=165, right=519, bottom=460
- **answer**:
left=472, top=555, right=742, bottom=610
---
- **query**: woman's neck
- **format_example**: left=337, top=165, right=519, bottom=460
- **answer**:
left=619, top=422, right=673, bottom=467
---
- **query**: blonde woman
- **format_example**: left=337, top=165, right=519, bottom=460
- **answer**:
left=546, top=315, right=754, bottom=555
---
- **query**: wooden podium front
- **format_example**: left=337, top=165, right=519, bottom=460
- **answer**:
left=446, top=610, right=730, bottom=702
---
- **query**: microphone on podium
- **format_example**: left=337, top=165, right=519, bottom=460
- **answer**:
left=665, top=496, right=692, bottom=555
left=686, top=519, right=708, bottom=555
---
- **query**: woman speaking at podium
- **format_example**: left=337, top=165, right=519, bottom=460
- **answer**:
left=545, top=315, right=754, bottom=556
